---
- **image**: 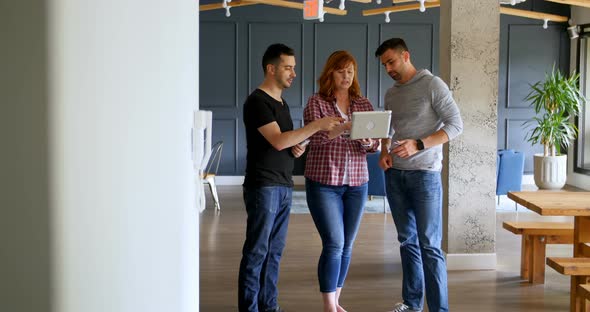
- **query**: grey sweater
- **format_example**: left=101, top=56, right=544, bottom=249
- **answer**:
left=384, top=69, right=463, bottom=171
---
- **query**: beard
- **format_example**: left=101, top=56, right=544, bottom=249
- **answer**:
left=389, top=71, right=401, bottom=81
left=275, top=75, right=292, bottom=89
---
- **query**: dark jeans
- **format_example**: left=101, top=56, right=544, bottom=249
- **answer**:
left=238, top=186, right=292, bottom=312
left=385, top=169, right=448, bottom=312
left=305, top=179, right=367, bottom=293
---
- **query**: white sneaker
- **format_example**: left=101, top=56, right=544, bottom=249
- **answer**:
left=389, top=302, right=421, bottom=312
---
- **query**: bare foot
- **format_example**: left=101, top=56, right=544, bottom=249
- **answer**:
left=336, top=304, right=347, bottom=312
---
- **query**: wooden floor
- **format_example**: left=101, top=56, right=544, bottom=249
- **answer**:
left=200, top=186, right=574, bottom=312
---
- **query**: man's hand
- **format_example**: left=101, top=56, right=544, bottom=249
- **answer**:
left=391, top=139, right=419, bottom=158
left=357, top=138, right=373, bottom=146
left=315, top=116, right=343, bottom=131
left=292, top=143, right=306, bottom=158
left=379, top=152, right=392, bottom=170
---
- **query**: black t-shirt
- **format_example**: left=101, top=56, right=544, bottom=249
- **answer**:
left=243, top=89, right=295, bottom=187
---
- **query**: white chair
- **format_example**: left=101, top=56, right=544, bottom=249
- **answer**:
left=202, top=141, right=223, bottom=211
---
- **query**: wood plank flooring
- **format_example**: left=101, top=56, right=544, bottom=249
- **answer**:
left=200, top=186, right=573, bottom=311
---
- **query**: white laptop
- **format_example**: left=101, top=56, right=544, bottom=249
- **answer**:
left=350, top=111, right=392, bottom=140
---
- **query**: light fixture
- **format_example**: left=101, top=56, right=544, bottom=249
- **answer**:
left=543, top=18, right=549, bottom=29
left=568, top=25, right=580, bottom=39
left=222, top=0, right=232, bottom=16
left=418, top=0, right=425, bottom=12
left=384, top=11, right=391, bottom=23
left=339, top=0, right=345, bottom=10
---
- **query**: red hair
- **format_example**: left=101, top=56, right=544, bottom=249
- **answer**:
left=318, top=51, right=362, bottom=100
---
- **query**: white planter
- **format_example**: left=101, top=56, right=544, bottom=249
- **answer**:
left=533, top=154, right=567, bottom=189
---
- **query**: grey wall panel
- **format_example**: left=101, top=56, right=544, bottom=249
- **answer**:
left=507, top=25, right=562, bottom=108
left=249, top=23, right=304, bottom=107
left=498, top=17, right=568, bottom=173
left=507, top=119, right=543, bottom=173
left=212, top=119, right=237, bottom=175
left=379, top=24, right=434, bottom=71
left=200, top=2, right=568, bottom=176
left=314, top=23, right=369, bottom=95
left=200, top=22, right=237, bottom=108
left=378, top=24, right=434, bottom=108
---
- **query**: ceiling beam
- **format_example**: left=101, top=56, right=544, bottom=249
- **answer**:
left=500, top=7, right=569, bottom=22
left=199, top=1, right=257, bottom=12
left=362, top=1, right=440, bottom=15
left=545, top=0, right=590, bottom=8
left=392, top=0, right=437, bottom=3
left=243, top=0, right=347, bottom=15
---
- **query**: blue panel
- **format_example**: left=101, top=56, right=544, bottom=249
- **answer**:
left=379, top=24, right=433, bottom=71
left=499, top=22, right=568, bottom=173
left=212, top=119, right=237, bottom=175
left=292, top=117, right=303, bottom=128
left=200, top=22, right=237, bottom=108
left=249, top=23, right=303, bottom=107
left=378, top=24, right=434, bottom=108
left=199, top=2, right=569, bottom=178
left=507, top=119, right=543, bottom=174
left=315, top=24, right=369, bottom=96
left=507, top=25, right=561, bottom=108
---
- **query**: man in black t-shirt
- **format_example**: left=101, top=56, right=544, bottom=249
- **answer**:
left=238, top=44, right=341, bottom=312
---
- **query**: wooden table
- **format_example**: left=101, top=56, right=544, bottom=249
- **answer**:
left=508, top=191, right=590, bottom=312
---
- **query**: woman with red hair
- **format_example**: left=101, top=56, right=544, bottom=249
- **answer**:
left=304, top=51, right=379, bottom=312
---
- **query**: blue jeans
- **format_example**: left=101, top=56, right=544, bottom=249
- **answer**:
left=384, top=169, right=448, bottom=312
left=305, top=179, right=367, bottom=293
left=238, top=186, right=292, bottom=312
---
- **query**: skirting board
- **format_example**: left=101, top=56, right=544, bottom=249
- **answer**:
left=445, top=253, right=496, bottom=271
left=218, top=176, right=532, bottom=187
left=216, top=176, right=306, bottom=186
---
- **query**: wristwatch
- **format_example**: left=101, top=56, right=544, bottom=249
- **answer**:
left=416, top=139, right=424, bottom=151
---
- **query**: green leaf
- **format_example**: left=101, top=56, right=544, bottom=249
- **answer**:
left=523, top=65, right=587, bottom=156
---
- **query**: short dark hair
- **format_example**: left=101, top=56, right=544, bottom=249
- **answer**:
left=262, top=43, right=295, bottom=74
left=375, top=38, right=409, bottom=57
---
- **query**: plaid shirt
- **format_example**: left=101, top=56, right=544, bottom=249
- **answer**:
left=303, top=94, right=379, bottom=186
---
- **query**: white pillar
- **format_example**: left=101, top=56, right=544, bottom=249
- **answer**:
left=1, top=1, right=200, bottom=311
left=440, top=0, right=499, bottom=270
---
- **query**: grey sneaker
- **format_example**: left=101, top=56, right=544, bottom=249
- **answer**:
left=389, top=302, right=421, bottom=312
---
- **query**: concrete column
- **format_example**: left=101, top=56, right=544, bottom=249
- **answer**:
left=439, top=0, right=499, bottom=270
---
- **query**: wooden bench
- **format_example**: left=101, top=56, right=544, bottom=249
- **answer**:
left=503, top=221, right=574, bottom=283
left=577, top=284, right=590, bottom=312
left=547, top=258, right=590, bottom=311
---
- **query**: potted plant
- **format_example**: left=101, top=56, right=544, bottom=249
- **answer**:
left=524, top=66, right=585, bottom=189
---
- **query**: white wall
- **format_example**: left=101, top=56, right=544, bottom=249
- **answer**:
left=1, top=1, right=200, bottom=311
left=569, top=7, right=590, bottom=190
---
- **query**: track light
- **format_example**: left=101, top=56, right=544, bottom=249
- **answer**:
left=568, top=25, right=580, bottom=39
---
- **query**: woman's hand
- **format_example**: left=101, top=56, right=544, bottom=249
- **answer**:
left=357, top=138, right=373, bottom=147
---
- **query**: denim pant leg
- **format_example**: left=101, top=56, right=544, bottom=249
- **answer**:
left=338, top=183, right=367, bottom=288
left=259, top=187, right=292, bottom=311
left=385, top=169, right=424, bottom=311
left=407, top=171, right=448, bottom=312
left=306, top=179, right=366, bottom=292
left=238, top=186, right=292, bottom=312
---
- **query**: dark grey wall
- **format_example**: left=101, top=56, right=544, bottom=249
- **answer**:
left=200, top=1, right=569, bottom=175
left=1, top=1, right=52, bottom=311
left=497, top=0, right=570, bottom=173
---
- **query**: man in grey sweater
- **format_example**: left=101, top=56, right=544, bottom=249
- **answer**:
left=375, top=38, right=463, bottom=312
